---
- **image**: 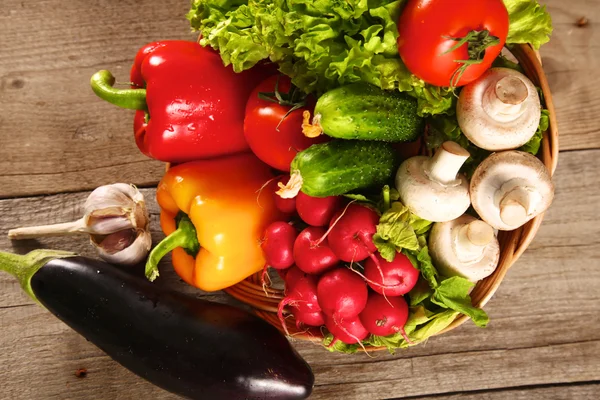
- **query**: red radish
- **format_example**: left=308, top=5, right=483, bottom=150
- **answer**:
left=261, top=221, right=297, bottom=269
left=274, top=176, right=297, bottom=214
left=317, top=268, right=368, bottom=319
left=294, top=227, right=339, bottom=274
left=359, top=293, right=410, bottom=338
left=296, top=192, right=343, bottom=226
left=277, top=268, right=288, bottom=281
left=284, top=266, right=306, bottom=291
left=364, top=252, right=420, bottom=296
left=278, top=273, right=321, bottom=335
left=326, top=204, right=379, bottom=262
left=325, top=315, right=369, bottom=345
left=292, top=308, right=325, bottom=329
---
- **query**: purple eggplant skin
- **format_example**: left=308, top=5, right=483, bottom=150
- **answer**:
left=27, top=256, right=313, bottom=400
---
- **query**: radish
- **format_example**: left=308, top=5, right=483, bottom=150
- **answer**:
left=284, top=266, right=306, bottom=290
left=317, top=268, right=368, bottom=319
left=291, top=308, right=325, bottom=329
left=294, top=227, right=339, bottom=274
left=326, top=203, right=379, bottom=262
left=364, top=252, right=420, bottom=296
left=278, top=272, right=321, bottom=335
left=325, top=315, right=369, bottom=345
left=274, top=176, right=297, bottom=214
left=359, top=292, right=410, bottom=339
left=261, top=221, right=297, bottom=269
left=296, top=192, right=343, bottom=226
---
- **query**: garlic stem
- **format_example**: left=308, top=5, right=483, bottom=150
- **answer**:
left=453, top=220, right=494, bottom=264
left=482, top=76, right=528, bottom=122
left=426, top=141, right=470, bottom=185
left=8, top=218, right=87, bottom=239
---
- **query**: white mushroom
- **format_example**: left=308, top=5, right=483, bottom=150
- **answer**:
left=457, top=67, right=541, bottom=151
left=395, top=141, right=471, bottom=222
left=470, top=151, right=554, bottom=231
left=429, top=214, right=500, bottom=282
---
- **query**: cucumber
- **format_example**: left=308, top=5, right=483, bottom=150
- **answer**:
left=278, top=140, right=400, bottom=198
left=306, top=83, right=424, bottom=142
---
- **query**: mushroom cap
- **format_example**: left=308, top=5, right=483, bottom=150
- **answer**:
left=395, top=156, right=470, bottom=222
left=457, top=68, right=541, bottom=151
left=429, top=214, right=500, bottom=282
left=470, top=151, right=554, bottom=231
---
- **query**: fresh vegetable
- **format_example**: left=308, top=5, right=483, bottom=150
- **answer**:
left=278, top=140, right=399, bottom=198
left=8, top=184, right=150, bottom=266
left=325, top=315, right=369, bottom=345
left=146, top=153, right=282, bottom=291
left=395, top=141, right=471, bottom=222
left=317, top=268, right=368, bottom=320
left=372, top=198, right=433, bottom=262
left=278, top=273, right=322, bottom=334
left=293, top=227, right=339, bottom=275
left=0, top=250, right=314, bottom=400
left=504, top=0, right=554, bottom=49
left=261, top=222, right=297, bottom=270
left=364, top=252, right=420, bottom=296
left=429, top=215, right=500, bottom=282
left=189, top=0, right=552, bottom=116
left=284, top=266, right=307, bottom=290
left=457, top=68, right=541, bottom=151
left=292, top=308, right=326, bottom=329
left=302, top=83, right=423, bottom=142
left=326, top=204, right=379, bottom=263
left=470, top=150, right=555, bottom=230
left=397, top=0, right=509, bottom=87
left=274, top=176, right=298, bottom=214
left=244, top=75, right=327, bottom=171
left=90, top=41, right=274, bottom=163
left=296, top=193, right=343, bottom=227
left=359, top=293, right=410, bottom=338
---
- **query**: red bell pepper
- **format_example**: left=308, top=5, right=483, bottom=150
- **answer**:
left=90, top=41, right=274, bottom=163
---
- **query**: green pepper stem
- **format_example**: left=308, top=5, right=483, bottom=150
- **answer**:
left=0, top=250, right=76, bottom=302
left=90, top=70, right=147, bottom=110
left=144, top=213, right=199, bottom=282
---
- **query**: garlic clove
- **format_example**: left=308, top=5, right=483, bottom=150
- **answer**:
left=93, top=229, right=152, bottom=266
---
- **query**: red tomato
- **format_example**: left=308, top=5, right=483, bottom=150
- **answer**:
left=397, top=0, right=509, bottom=87
left=244, top=75, right=328, bottom=171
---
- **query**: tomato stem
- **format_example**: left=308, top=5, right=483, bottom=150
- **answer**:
left=257, top=75, right=307, bottom=131
left=441, top=29, right=500, bottom=89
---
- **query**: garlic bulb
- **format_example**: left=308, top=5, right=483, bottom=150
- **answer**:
left=8, top=184, right=151, bottom=266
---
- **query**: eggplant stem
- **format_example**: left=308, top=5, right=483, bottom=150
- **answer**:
left=0, top=250, right=76, bottom=302
left=8, top=218, right=88, bottom=240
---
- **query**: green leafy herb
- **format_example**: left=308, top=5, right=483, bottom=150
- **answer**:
left=520, top=109, right=549, bottom=154
left=503, top=0, right=553, bottom=49
left=373, top=202, right=432, bottom=261
left=431, top=277, right=489, bottom=328
left=322, top=334, right=359, bottom=354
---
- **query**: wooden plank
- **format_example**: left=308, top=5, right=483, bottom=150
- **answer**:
left=1, top=149, right=599, bottom=399
left=405, top=382, right=600, bottom=400
left=0, top=0, right=599, bottom=198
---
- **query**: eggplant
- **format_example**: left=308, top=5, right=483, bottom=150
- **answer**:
left=0, top=250, right=314, bottom=399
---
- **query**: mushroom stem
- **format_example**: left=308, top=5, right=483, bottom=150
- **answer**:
left=482, top=76, right=528, bottom=122
left=426, top=141, right=470, bottom=185
left=453, top=220, right=494, bottom=264
left=498, top=184, right=541, bottom=227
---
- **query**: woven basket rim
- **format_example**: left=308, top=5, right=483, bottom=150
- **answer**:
left=179, top=43, right=559, bottom=350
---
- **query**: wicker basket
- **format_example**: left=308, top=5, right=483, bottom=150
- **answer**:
left=221, top=43, right=559, bottom=348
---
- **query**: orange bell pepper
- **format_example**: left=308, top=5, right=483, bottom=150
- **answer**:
left=145, top=153, right=282, bottom=291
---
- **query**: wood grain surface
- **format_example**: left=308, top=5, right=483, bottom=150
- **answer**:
left=1, top=0, right=599, bottom=399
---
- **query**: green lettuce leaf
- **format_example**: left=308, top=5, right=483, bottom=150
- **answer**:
left=404, top=246, right=439, bottom=289
left=520, top=108, right=549, bottom=154
left=431, top=277, right=489, bottom=328
left=188, top=0, right=454, bottom=116
left=503, top=0, right=553, bottom=49
left=373, top=202, right=432, bottom=261
left=322, top=334, right=360, bottom=354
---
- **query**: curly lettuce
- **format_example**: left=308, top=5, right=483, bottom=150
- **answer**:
left=188, top=0, right=552, bottom=117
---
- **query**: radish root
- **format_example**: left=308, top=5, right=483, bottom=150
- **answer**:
left=311, top=200, right=356, bottom=248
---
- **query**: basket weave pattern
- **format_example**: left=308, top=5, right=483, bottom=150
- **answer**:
left=222, top=44, right=559, bottom=347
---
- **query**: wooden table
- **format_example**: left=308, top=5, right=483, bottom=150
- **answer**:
left=1, top=1, right=598, bottom=399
